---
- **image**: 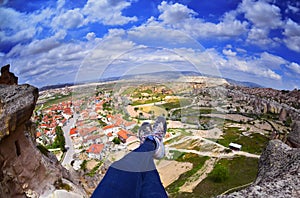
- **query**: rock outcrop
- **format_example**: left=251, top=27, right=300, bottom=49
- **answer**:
left=287, top=121, right=300, bottom=148
left=0, top=82, right=86, bottom=197
left=219, top=140, right=300, bottom=197
left=0, top=64, right=18, bottom=85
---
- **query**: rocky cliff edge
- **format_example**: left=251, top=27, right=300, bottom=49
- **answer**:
left=0, top=68, right=87, bottom=197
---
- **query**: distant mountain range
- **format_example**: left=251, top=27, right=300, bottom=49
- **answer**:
left=39, top=70, right=263, bottom=91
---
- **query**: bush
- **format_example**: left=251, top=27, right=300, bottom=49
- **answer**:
left=209, top=164, right=229, bottom=183
left=80, top=160, right=87, bottom=171
left=112, top=137, right=121, bottom=144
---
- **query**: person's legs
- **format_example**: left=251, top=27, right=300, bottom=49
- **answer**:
left=139, top=117, right=168, bottom=198
left=91, top=139, right=157, bottom=198
left=140, top=169, right=168, bottom=198
left=92, top=117, right=168, bottom=198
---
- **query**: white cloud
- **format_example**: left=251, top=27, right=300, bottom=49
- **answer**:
left=82, top=0, right=137, bottom=25
left=287, top=5, right=299, bottom=14
left=283, top=19, right=300, bottom=52
left=127, top=25, right=201, bottom=49
left=86, top=32, right=96, bottom=41
left=52, top=8, right=84, bottom=29
left=57, top=0, right=66, bottom=10
left=240, top=0, right=282, bottom=29
left=0, top=6, right=55, bottom=43
left=156, top=2, right=248, bottom=39
left=222, top=49, right=237, bottom=57
left=238, top=0, right=284, bottom=48
left=247, top=27, right=276, bottom=46
left=259, top=52, right=287, bottom=68
left=158, top=1, right=197, bottom=24
left=288, top=62, right=300, bottom=74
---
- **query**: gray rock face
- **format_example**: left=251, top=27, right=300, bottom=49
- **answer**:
left=219, top=140, right=300, bottom=198
left=0, top=84, right=38, bottom=141
left=0, top=84, right=86, bottom=197
left=287, top=121, right=300, bottom=148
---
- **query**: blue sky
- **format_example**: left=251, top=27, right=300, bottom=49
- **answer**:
left=0, top=0, right=299, bottom=89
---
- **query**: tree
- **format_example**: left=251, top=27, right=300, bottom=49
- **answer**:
left=112, top=137, right=121, bottom=144
left=50, top=126, right=66, bottom=151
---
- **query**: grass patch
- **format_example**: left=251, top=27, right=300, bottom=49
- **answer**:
left=166, top=154, right=209, bottom=194
left=168, top=150, right=185, bottom=160
left=41, top=93, right=72, bottom=109
left=174, top=156, right=258, bottom=198
left=131, top=98, right=162, bottom=106
left=87, top=161, right=103, bottom=177
left=218, top=127, right=269, bottom=154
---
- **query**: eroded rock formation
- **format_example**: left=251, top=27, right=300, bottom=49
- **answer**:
left=0, top=64, right=18, bottom=85
left=0, top=69, right=86, bottom=197
left=287, top=121, right=300, bottom=148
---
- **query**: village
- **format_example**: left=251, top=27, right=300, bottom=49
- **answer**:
left=31, top=80, right=296, bottom=197
left=33, top=87, right=177, bottom=174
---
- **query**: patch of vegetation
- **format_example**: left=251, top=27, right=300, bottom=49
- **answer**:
left=168, top=150, right=185, bottom=160
left=54, top=179, right=72, bottom=191
left=131, top=98, right=162, bottom=106
left=175, top=156, right=258, bottom=198
left=80, top=160, right=88, bottom=171
left=112, top=137, right=121, bottom=144
left=87, top=161, right=103, bottom=177
left=37, top=144, right=50, bottom=157
left=209, top=164, right=229, bottom=183
left=159, top=101, right=181, bottom=111
left=218, top=127, right=269, bottom=154
left=46, top=126, right=66, bottom=151
left=166, top=154, right=209, bottom=194
left=98, top=119, right=107, bottom=127
left=42, top=93, right=72, bottom=109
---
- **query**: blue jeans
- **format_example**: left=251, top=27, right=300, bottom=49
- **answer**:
left=91, top=139, right=168, bottom=198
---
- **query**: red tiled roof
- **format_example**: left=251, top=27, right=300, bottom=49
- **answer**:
left=36, top=132, right=42, bottom=138
left=107, top=132, right=112, bottom=137
left=103, top=125, right=116, bottom=130
left=117, top=129, right=129, bottom=140
left=87, top=144, right=104, bottom=154
left=70, top=128, right=77, bottom=135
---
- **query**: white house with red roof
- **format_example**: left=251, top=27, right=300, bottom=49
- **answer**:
left=87, top=144, right=104, bottom=159
left=103, top=125, right=119, bottom=135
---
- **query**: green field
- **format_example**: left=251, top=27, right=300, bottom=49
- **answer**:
left=218, top=127, right=269, bottom=154
left=167, top=154, right=210, bottom=194
left=173, top=156, right=259, bottom=198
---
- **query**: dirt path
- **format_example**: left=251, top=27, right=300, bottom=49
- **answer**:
left=180, top=157, right=218, bottom=192
left=156, top=160, right=193, bottom=187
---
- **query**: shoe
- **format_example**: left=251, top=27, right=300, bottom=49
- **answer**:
left=138, top=117, right=167, bottom=159
left=152, top=116, right=167, bottom=159
left=138, top=122, right=153, bottom=143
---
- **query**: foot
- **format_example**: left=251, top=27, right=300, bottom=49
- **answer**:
left=138, top=116, right=167, bottom=159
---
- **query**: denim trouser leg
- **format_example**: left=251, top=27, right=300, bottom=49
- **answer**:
left=141, top=169, right=168, bottom=198
left=91, top=139, right=168, bottom=198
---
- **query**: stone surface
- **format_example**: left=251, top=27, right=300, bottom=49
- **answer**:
left=0, top=64, right=18, bottom=85
left=0, top=84, right=38, bottom=141
left=287, top=121, right=300, bottom=148
left=0, top=84, right=87, bottom=197
left=219, top=140, right=300, bottom=198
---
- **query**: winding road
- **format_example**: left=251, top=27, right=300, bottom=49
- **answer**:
left=61, top=114, right=78, bottom=170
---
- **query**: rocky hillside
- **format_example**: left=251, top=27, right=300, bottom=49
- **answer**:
left=0, top=65, right=87, bottom=197
left=219, top=122, right=300, bottom=197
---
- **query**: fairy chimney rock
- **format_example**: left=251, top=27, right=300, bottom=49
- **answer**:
left=0, top=64, right=18, bottom=85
